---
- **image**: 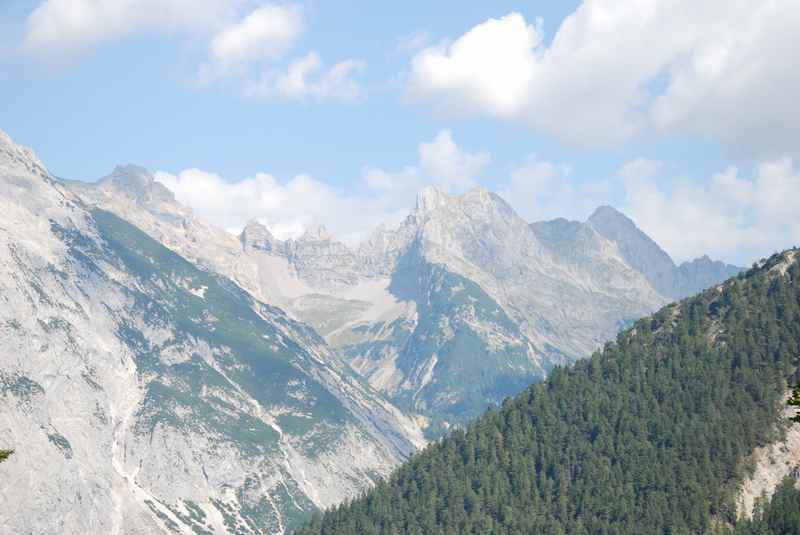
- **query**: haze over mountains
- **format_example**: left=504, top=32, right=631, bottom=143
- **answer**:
left=67, top=162, right=741, bottom=432
left=1, top=129, right=743, bottom=534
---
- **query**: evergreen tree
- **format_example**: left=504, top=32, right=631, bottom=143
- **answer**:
left=294, top=249, right=800, bottom=535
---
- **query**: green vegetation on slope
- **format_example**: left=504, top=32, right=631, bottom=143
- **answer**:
left=62, top=209, right=373, bottom=530
left=0, top=450, right=12, bottom=463
left=89, top=208, right=351, bottom=435
left=295, top=249, right=800, bottom=535
left=389, top=255, right=544, bottom=438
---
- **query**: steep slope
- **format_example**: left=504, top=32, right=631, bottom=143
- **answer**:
left=0, top=131, right=423, bottom=535
left=295, top=248, right=800, bottom=535
left=586, top=205, right=742, bottom=299
left=399, top=189, right=665, bottom=359
left=365, top=188, right=665, bottom=433
left=69, top=173, right=672, bottom=436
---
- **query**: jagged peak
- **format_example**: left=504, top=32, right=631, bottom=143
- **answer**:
left=241, top=219, right=273, bottom=240
left=586, top=204, right=673, bottom=262
left=0, top=128, right=48, bottom=175
left=102, top=164, right=154, bottom=187
left=415, top=185, right=451, bottom=214
left=240, top=219, right=280, bottom=251
left=463, top=185, right=491, bottom=196
left=300, top=224, right=333, bottom=242
left=99, top=164, right=175, bottom=203
left=242, top=218, right=269, bottom=233
left=0, top=129, right=14, bottom=148
left=587, top=205, right=632, bottom=226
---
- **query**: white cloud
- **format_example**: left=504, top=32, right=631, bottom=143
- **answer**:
left=408, top=2, right=800, bottom=155
left=363, top=129, right=490, bottom=201
left=154, top=168, right=401, bottom=243
left=152, top=127, right=797, bottom=265
left=206, top=4, right=303, bottom=75
left=410, top=13, right=541, bottom=118
left=154, top=129, right=486, bottom=243
left=498, top=156, right=607, bottom=222
left=245, top=52, right=365, bottom=101
left=618, top=157, right=800, bottom=264
left=497, top=153, right=800, bottom=265
left=418, top=130, right=490, bottom=192
left=25, top=1, right=362, bottom=103
left=25, top=0, right=243, bottom=57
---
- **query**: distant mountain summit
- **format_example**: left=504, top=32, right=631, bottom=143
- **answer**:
left=1, top=128, right=750, bottom=533
left=584, top=205, right=742, bottom=298
left=295, top=247, right=800, bottom=535
left=63, top=169, right=741, bottom=438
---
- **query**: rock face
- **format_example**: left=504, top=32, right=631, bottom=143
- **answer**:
left=2, top=128, right=748, bottom=533
left=586, top=205, right=742, bottom=299
left=0, top=131, right=423, bottom=535
left=64, top=169, right=734, bottom=438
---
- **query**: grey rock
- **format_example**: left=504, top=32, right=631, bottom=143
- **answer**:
left=0, top=130, right=424, bottom=535
left=586, top=205, right=743, bottom=299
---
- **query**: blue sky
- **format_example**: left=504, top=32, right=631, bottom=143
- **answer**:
left=1, top=0, right=798, bottom=265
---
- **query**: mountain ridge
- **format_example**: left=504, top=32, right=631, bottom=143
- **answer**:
left=62, top=162, right=740, bottom=437
left=0, top=131, right=424, bottom=534
left=295, top=247, right=800, bottom=534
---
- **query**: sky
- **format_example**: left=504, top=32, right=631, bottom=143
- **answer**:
left=0, top=0, right=798, bottom=265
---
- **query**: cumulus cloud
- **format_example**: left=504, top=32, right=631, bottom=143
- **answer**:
left=154, top=168, right=399, bottom=242
left=154, top=129, right=486, bottom=243
left=408, top=1, right=800, bottom=156
left=618, top=157, right=800, bottom=264
left=25, top=0, right=363, bottom=102
left=498, top=157, right=608, bottom=223
left=418, top=130, right=490, bottom=191
left=410, top=13, right=541, bottom=119
left=496, top=153, right=800, bottom=265
left=245, top=52, right=366, bottom=101
left=24, top=0, right=243, bottom=57
left=205, top=3, right=303, bottom=76
left=363, top=129, right=490, bottom=200
left=154, top=128, right=798, bottom=265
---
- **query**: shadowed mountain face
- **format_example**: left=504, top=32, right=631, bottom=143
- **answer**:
left=65, top=163, right=739, bottom=439
left=0, top=131, right=423, bottom=535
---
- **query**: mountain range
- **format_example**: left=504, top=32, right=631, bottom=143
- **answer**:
left=66, top=163, right=740, bottom=435
left=0, top=129, right=743, bottom=533
left=295, top=248, right=800, bottom=534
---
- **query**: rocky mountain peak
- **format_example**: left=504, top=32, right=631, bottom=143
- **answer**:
left=0, top=129, right=48, bottom=176
left=415, top=185, right=451, bottom=215
left=300, top=224, right=334, bottom=242
left=586, top=205, right=743, bottom=299
left=587, top=204, right=676, bottom=294
left=99, top=164, right=175, bottom=204
left=240, top=219, right=280, bottom=252
left=587, top=205, right=638, bottom=230
left=461, top=185, right=493, bottom=202
left=460, top=186, right=517, bottom=220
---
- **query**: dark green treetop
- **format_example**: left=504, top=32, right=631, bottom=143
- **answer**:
left=294, top=249, right=800, bottom=535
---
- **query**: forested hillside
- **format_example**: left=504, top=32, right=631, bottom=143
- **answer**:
left=295, top=249, right=800, bottom=535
